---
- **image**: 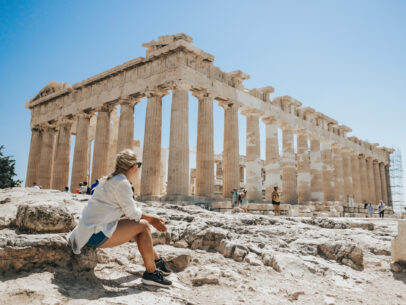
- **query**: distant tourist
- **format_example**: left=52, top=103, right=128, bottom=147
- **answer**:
left=31, top=182, right=40, bottom=190
left=272, top=186, right=281, bottom=216
left=91, top=179, right=99, bottom=195
left=79, top=182, right=88, bottom=194
left=241, top=190, right=248, bottom=212
left=68, top=149, right=172, bottom=287
left=378, top=200, right=386, bottom=218
left=231, top=188, right=239, bottom=208
left=364, top=201, right=368, bottom=218
left=368, top=203, right=373, bottom=217
left=75, top=183, right=82, bottom=194
left=65, top=186, right=69, bottom=192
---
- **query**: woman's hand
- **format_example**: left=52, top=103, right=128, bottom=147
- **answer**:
left=142, top=214, right=167, bottom=232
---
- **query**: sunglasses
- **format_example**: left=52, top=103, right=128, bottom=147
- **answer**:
left=136, top=162, right=142, bottom=168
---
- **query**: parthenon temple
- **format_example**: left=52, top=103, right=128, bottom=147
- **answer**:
left=25, top=33, right=394, bottom=206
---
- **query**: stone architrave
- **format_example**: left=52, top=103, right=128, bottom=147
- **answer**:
left=91, top=105, right=113, bottom=183
left=332, top=144, right=345, bottom=202
left=52, top=119, right=73, bottom=191
left=140, top=91, right=165, bottom=197
left=193, top=90, right=214, bottom=197
left=366, top=157, right=376, bottom=204
left=221, top=102, right=240, bottom=198
left=296, top=130, right=311, bottom=202
left=117, top=98, right=138, bottom=153
left=379, top=162, right=388, bottom=204
left=373, top=160, right=382, bottom=204
left=38, top=126, right=56, bottom=189
left=167, top=83, right=190, bottom=198
left=281, top=126, right=297, bottom=203
left=71, top=113, right=92, bottom=191
left=243, top=110, right=262, bottom=201
left=263, top=117, right=280, bottom=201
left=385, top=165, right=392, bottom=206
left=310, top=137, right=324, bottom=201
left=342, top=148, right=353, bottom=201
left=351, top=152, right=362, bottom=203
left=25, top=128, right=43, bottom=187
left=321, top=141, right=334, bottom=201
left=359, top=155, right=369, bottom=203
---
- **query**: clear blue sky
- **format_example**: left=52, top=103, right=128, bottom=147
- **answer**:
left=0, top=0, right=405, bottom=202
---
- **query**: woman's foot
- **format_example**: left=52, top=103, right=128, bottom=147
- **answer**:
left=155, top=258, right=171, bottom=276
left=142, top=270, right=172, bottom=287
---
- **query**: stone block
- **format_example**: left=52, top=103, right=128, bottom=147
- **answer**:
left=392, top=220, right=406, bottom=263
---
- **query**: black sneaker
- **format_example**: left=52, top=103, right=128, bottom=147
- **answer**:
left=141, top=270, right=172, bottom=287
left=155, top=258, right=171, bottom=276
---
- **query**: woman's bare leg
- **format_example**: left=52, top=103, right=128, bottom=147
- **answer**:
left=99, top=219, right=157, bottom=273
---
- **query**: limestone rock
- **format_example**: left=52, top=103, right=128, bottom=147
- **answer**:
left=317, top=243, right=364, bottom=270
left=15, top=203, right=75, bottom=233
left=191, top=267, right=220, bottom=286
left=157, top=245, right=191, bottom=272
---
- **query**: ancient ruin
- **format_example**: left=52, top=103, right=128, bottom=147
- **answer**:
left=25, top=33, right=393, bottom=205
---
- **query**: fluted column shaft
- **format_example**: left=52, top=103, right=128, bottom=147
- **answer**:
left=297, top=132, right=311, bottom=202
left=359, top=155, right=369, bottom=203
left=195, top=93, right=214, bottom=197
left=379, top=162, right=388, bottom=204
left=385, top=165, right=392, bottom=206
left=167, top=85, right=189, bottom=197
left=366, top=157, right=376, bottom=204
left=263, top=119, right=280, bottom=201
left=25, top=128, right=43, bottom=187
left=373, top=160, right=382, bottom=204
left=351, top=152, right=362, bottom=203
left=141, top=94, right=163, bottom=196
left=117, top=100, right=136, bottom=153
left=222, top=103, right=240, bottom=198
left=333, top=145, right=345, bottom=202
left=52, top=120, right=72, bottom=190
left=281, top=127, right=297, bottom=203
left=321, top=141, right=334, bottom=201
left=38, top=127, right=56, bottom=189
left=245, top=113, right=262, bottom=201
left=310, top=138, right=324, bottom=201
left=91, top=107, right=112, bottom=182
left=342, top=148, right=353, bottom=201
left=71, top=113, right=92, bottom=191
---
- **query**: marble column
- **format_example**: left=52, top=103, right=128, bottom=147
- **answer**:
left=117, top=99, right=137, bottom=153
left=25, top=127, right=43, bottom=187
left=243, top=111, right=262, bottom=201
left=379, top=162, right=388, bottom=204
left=296, top=131, right=311, bottom=202
left=359, top=155, right=369, bottom=203
left=281, top=126, right=297, bottom=203
left=321, top=141, right=334, bottom=201
left=140, top=92, right=164, bottom=197
left=373, top=160, right=382, bottom=204
left=221, top=102, right=240, bottom=198
left=342, top=148, right=353, bottom=202
left=351, top=152, right=362, bottom=203
left=366, top=157, right=376, bottom=204
left=263, top=117, right=280, bottom=201
left=52, top=119, right=72, bottom=190
left=332, top=144, right=345, bottom=202
left=310, top=137, right=324, bottom=201
left=91, top=106, right=113, bottom=183
left=38, top=126, right=56, bottom=189
left=385, top=165, right=392, bottom=206
left=167, top=84, right=190, bottom=198
left=71, top=113, right=92, bottom=191
left=194, top=91, right=214, bottom=197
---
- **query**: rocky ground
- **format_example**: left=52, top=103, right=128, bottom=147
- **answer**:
left=0, top=188, right=405, bottom=305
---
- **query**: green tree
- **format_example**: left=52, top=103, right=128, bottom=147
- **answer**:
left=0, top=145, right=22, bottom=188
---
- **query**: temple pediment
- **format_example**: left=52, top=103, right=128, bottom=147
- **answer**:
left=30, top=81, right=70, bottom=103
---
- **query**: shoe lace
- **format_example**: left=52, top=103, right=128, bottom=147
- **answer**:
left=155, top=270, right=163, bottom=280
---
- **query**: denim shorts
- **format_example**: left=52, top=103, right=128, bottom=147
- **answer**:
left=86, top=231, right=109, bottom=248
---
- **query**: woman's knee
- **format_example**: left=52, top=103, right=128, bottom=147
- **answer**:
left=138, top=219, right=150, bottom=232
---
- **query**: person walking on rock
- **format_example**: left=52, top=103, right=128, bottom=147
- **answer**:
left=68, top=149, right=172, bottom=287
left=231, top=188, right=239, bottom=208
left=241, top=190, right=248, bottom=213
left=378, top=200, right=386, bottom=219
left=272, top=186, right=281, bottom=216
left=368, top=202, right=373, bottom=218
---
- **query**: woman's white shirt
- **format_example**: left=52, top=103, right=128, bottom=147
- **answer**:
left=68, top=174, right=142, bottom=254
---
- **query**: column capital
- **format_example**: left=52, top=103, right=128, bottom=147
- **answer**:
left=373, top=159, right=379, bottom=164
left=240, top=108, right=260, bottom=117
left=280, top=123, right=294, bottom=132
left=145, top=87, right=169, bottom=98
left=218, top=100, right=239, bottom=110
left=76, top=111, right=94, bottom=120
left=295, top=128, right=309, bottom=136
left=358, top=153, right=366, bottom=160
left=366, top=156, right=373, bottom=161
left=191, top=88, right=214, bottom=100
left=170, top=80, right=191, bottom=91
left=95, top=104, right=115, bottom=113
left=119, top=96, right=141, bottom=107
left=261, top=116, right=278, bottom=125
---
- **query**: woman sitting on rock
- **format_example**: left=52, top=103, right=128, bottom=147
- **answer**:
left=68, top=149, right=172, bottom=287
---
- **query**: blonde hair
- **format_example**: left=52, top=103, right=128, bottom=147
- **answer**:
left=107, top=149, right=138, bottom=180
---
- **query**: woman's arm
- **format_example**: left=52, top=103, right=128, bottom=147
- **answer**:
left=142, top=213, right=167, bottom=232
